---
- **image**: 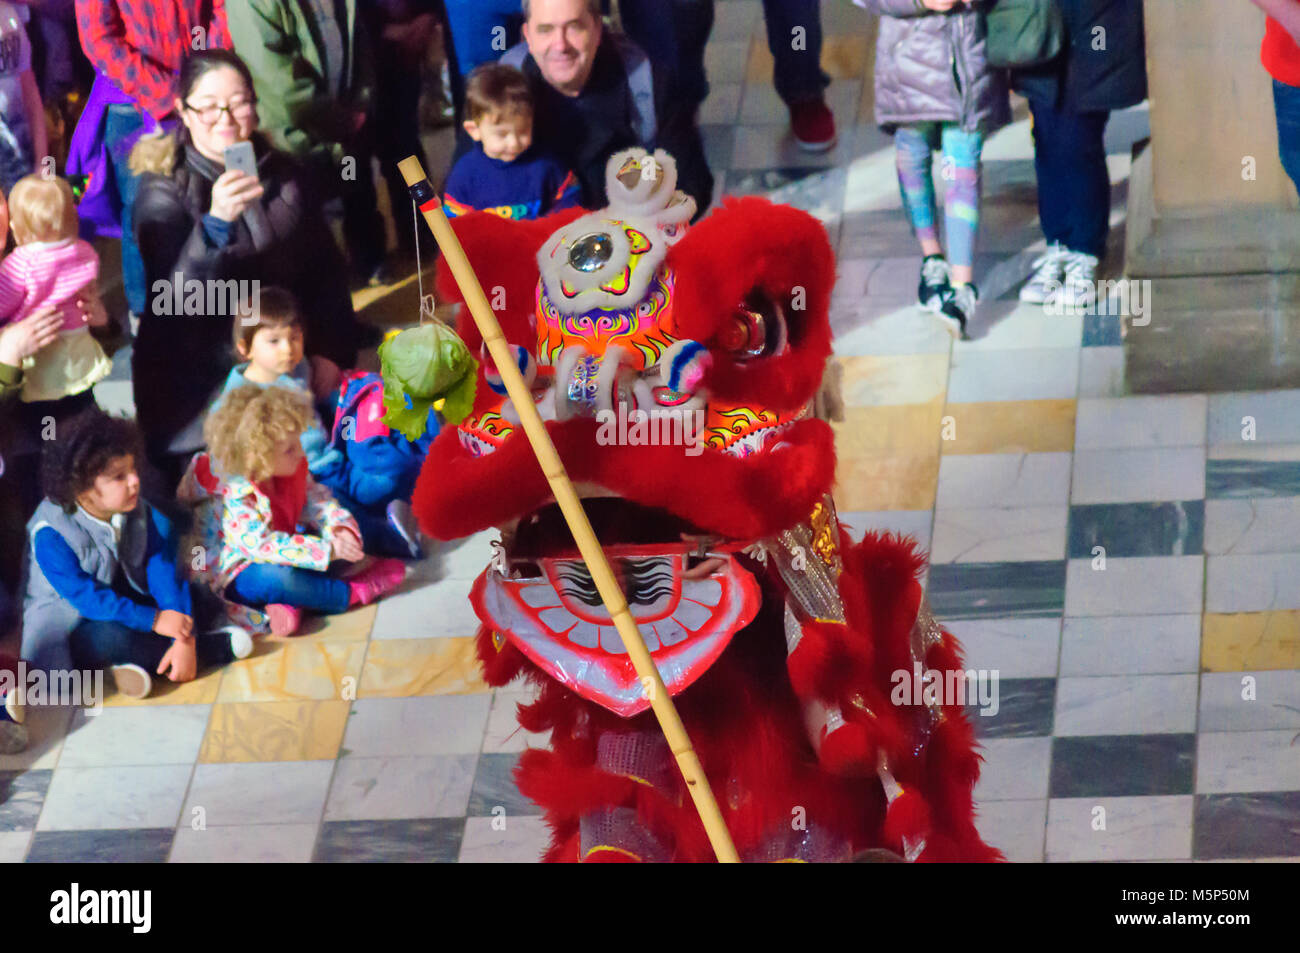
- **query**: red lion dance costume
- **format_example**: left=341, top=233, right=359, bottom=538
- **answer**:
left=411, top=150, right=1002, bottom=863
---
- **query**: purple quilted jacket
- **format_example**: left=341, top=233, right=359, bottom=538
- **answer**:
left=856, top=0, right=1011, bottom=134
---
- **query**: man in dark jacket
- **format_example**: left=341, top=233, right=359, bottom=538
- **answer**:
left=1014, top=0, right=1147, bottom=309
left=501, top=0, right=713, bottom=213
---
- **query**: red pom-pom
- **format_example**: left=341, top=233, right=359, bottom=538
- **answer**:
left=882, top=788, right=931, bottom=854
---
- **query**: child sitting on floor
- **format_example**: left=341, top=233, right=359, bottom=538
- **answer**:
left=196, top=384, right=406, bottom=638
left=221, top=288, right=427, bottom=558
left=221, top=285, right=342, bottom=477
left=20, top=409, right=253, bottom=700
left=442, top=63, right=581, bottom=220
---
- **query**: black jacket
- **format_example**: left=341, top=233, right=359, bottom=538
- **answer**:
left=132, top=134, right=360, bottom=461
left=513, top=32, right=715, bottom=215
left=1011, top=0, right=1148, bottom=113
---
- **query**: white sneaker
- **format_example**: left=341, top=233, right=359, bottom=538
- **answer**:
left=1019, top=243, right=1067, bottom=303
left=1060, top=251, right=1100, bottom=309
left=3, top=689, right=23, bottom=724
left=222, top=626, right=255, bottom=660
left=110, top=663, right=152, bottom=699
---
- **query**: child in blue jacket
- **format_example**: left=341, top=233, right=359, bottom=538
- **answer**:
left=21, top=410, right=252, bottom=698
left=311, top=370, right=438, bottom=559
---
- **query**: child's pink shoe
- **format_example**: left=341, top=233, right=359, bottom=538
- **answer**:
left=348, top=558, right=407, bottom=606
left=266, top=603, right=303, bottom=637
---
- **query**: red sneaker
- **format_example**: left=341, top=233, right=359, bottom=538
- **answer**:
left=790, top=98, right=837, bottom=153
left=347, top=558, right=407, bottom=607
left=266, top=603, right=303, bottom=638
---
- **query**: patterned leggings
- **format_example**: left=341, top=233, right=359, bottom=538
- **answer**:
left=894, top=123, right=984, bottom=271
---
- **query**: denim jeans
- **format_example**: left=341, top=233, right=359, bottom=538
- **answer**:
left=226, top=562, right=352, bottom=615
left=1274, top=79, right=1300, bottom=196
left=1027, top=98, right=1111, bottom=259
left=69, top=619, right=235, bottom=674
left=104, top=103, right=147, bottom=315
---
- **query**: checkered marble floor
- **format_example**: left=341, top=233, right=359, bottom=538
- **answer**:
left=4, top=1, right=1297, bottom=863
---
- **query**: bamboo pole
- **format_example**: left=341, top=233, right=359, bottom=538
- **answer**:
left=398, top=156, right=739, bottom=863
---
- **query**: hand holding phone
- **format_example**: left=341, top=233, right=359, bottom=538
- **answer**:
left=223, top=140, right=258, bottom=179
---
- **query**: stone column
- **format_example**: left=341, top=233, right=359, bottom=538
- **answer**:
left=1125, top=0, right=1300, bottom=393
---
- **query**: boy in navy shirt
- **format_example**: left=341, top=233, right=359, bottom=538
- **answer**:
left=443, top=63, right=580, bottom=220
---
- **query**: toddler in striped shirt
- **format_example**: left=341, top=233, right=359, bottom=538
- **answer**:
left=0, top=174, right=110, bottom=403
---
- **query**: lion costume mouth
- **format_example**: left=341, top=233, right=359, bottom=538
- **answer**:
left=473, top=499, right=760, bottom=716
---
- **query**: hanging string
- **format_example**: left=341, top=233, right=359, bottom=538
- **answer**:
left=412, top=197, right=437, bottom=325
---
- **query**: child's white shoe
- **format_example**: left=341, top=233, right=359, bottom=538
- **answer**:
left=110, top=664, right=153, bottom=699
left=208, top=625, right=255, bottom=660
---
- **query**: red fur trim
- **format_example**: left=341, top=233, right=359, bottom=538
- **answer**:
left=434, top=207, right=587, bottom=351
left=412, top=416, right=837, bottom=542
left=473, top=624, right=527, bottom=686
left=669, top=197, right=835, bottom=411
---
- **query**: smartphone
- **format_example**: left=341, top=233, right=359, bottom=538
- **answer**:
left=223, top=140, right=258, bottom=180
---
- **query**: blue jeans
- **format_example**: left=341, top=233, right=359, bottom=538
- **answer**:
left=69, top=619, right=235, bottom=673
left=105, top=103, right=147, bottom=315
left=226, top=562, right=352, bottom=615
left=1274, top=79, right=1300, bottom=196
left=1028, top=98, right=1111, bottom=259
left=443, top=0, right=523, bottom=80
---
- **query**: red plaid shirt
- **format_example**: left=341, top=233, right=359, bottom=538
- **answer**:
left=75, top=0, right=232, bottom=120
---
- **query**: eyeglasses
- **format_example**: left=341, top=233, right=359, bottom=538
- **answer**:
left=182, top=99, right=256, bottom=124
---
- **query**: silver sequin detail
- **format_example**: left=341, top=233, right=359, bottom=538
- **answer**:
left=579, top=806, right=672, bottom=862
left=783, top=600, right=803, bottom=655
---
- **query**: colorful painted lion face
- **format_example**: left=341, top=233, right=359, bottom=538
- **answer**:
left=416, top=149, right=838, bottom=715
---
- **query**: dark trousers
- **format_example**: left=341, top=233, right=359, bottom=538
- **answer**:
left=69, top=620, right=235, bottom=674
left=226, top=562, right=352, bottom=615
left=1028, top=98, right=1111, bottom=259
left=1274, top=79, right=1300, bottom=196
left=374, top=46, right=430, bottom=255
left=309, top=147, right=388, bottom=279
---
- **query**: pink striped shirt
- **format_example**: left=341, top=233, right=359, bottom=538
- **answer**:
left=0, top=239, right=100, bottom=331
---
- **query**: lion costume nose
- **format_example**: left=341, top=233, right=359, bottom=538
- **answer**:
left=553, top=345, right=636, bottom=421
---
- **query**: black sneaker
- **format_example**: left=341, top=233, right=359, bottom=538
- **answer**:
left=938, top=282, right=977, bottom=339
left=918, top=255, right=953, bottom=312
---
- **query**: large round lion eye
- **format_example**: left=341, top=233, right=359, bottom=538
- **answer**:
left=568, top=233, right=614, bottom=272
left=720, top=289, right=788, bottom=359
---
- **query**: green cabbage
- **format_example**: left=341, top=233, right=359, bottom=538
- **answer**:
left=378, top=322, right=478, bottom=440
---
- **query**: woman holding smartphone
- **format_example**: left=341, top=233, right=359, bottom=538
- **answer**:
left=129, top=49, right=364, bottom=489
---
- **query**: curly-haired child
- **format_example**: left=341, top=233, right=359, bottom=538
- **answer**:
left=20, top=409, right=253, bottom=699
left=196, top=384, right=406, bottom=637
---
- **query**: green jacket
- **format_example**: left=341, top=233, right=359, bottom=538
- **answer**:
left=226, top=0, right=376, bottom=168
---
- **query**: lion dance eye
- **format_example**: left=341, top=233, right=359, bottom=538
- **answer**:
left=720, top=309, right=766, bottom=357
left=719, top=290, right=789, bottom=360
